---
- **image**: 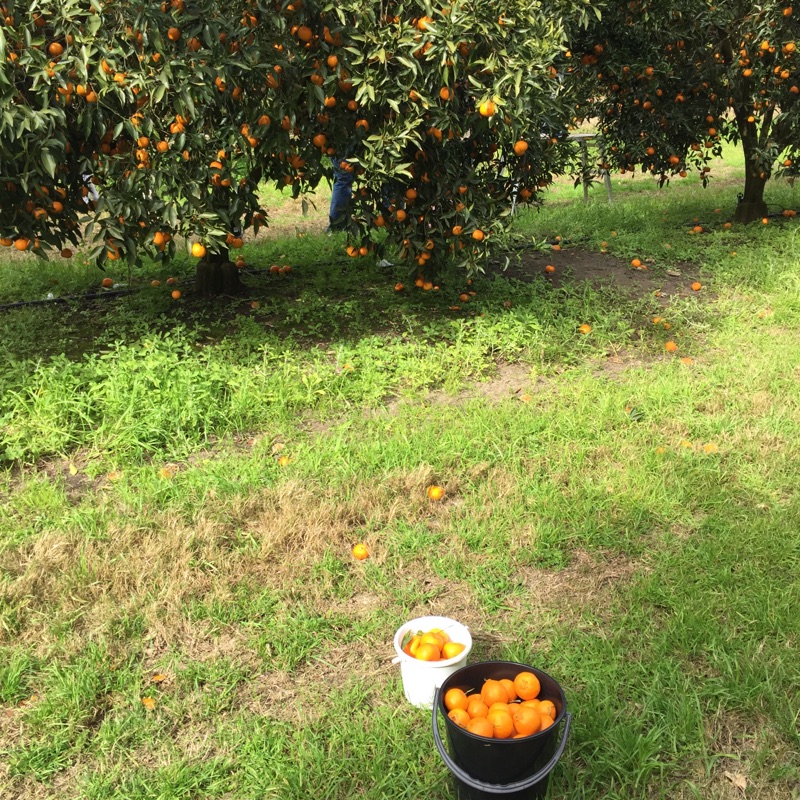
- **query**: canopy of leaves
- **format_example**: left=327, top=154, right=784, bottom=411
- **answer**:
left=0, top=0, right=596, bottom=273
left=567, top=0, right=800, bottom=187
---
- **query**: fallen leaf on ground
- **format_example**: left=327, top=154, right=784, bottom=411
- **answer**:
left=724, top=771, right=747, bottom=791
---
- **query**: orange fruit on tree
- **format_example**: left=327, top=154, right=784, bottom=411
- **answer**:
left=514, top=671, right=541, bottom=700
left=512, top=704, right=541, bottom=736
left=167, top=27, right=181, bottom=41
left=448, top=708, right=470, bottom=728
left=48, top=42, right=64, bottom=57
left=481, top=679, right=509, bottom=707
left=486, top=709, right=514, bottom=739
left=352, top=542, right=369, bottom=560
left=14, top=237, right=30, bottom=251
left=513, top=140, right=529, bottom=156
left=445, top=688, right=470, bottom=712
left=479, top=99, right=496, bottom=117
left=467, top=696, right=489, bottom=719
left=191, top=242, right=206, bottom=258
left=472, top=229, right=485, bottom=241
left=466, top=717, right=494, bottom=738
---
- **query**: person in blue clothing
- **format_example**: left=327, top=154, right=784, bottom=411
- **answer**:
left=327, top=155, right=355, bottom=232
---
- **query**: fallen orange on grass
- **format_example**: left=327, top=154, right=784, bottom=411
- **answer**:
left=427, top=484, right=445, bottom=501
left=352, top=542, right=369, bottom=560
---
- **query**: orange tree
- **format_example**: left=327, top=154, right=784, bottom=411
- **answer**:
left=270, top=0, right=582, bottom=275
left=1, top=0, right=588, bottom=286
left=567, top=1, right=800, bottom=222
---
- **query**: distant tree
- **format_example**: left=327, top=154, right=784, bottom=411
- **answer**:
left=568, top=1, right=800, bottom=222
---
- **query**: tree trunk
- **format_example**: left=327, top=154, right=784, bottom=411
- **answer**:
left=734, top=167, right=768, bottom=224
left=195, top=247, right=242, bottom=296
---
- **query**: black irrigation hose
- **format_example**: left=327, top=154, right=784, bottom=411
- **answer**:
left=0, top=287, right=135, bottom=313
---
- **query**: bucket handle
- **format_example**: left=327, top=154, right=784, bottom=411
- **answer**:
left=432, top=686, right=572, bottom=794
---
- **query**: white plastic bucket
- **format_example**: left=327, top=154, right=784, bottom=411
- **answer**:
left=392, top=615, right=472, bottom=709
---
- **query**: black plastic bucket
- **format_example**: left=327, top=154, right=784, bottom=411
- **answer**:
left=432, top=661, right=571, bottom=800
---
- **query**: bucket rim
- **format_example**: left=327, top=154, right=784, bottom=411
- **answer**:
left=437, top=660, right=568, bottom=743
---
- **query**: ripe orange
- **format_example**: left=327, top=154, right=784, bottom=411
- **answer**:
left=472, top=229, right=485, bottom=241
left=394, top=282, right=404, bottom=291
left=486, top=709, right=514, bottom=739
left=416, top=643, right=441, bottom=661
left=405, top=188, right=417, bottom=201
left=467, top=696, right=489, bottom=719
left=13, top=237, right=30, bottom=251
left=444, top=688, right=469, bottom=712
left=499, top=679, right=518, bottom=702
left=631, top=258, right=642, bottom=268
left=191, top=242, right=206, bottom=258
left=151, top=280, right=161, bottom=287
left=544, top=264, right=555, bottom=274
left=442, top=642, right=466, bottom=660
left=538, top=700, right=557, bottom=721
left=691, top=281, right=702, bottom=291
left=479, top=99, right=497, bottom=117
left=513, top=140, right=529, bottom=156
left=665, top=341, right=679, bottom=353
left=448, top=708, right=470, bottom=728
left=427, top=484, right=445, bottom=501
left=481, top=679, right=509, bottom=707
left=538, top=714, right=554, bottom=731
left=514, top=672, right=541, bottom=700
left=48, top=42, right=64, bottom=57
left=466, top=717, right=494, bottom=738
left=512, top=705, right=541, bottom=736
left=352, top=542, right=369, bottom=560
left=101, top=277, right=113, bottom=288
left=171, top=290, right=182, bottom=300
left=578, top=323, right=592, bottom=335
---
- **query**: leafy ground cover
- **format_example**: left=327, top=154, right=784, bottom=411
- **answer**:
left=1, top=154, right=799, bottom=799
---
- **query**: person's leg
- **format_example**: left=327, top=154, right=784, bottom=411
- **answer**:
left=328, top=157, right=354, bottom=231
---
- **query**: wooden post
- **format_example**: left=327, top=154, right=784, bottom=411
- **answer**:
left=581, top=139, right=589, bottom=204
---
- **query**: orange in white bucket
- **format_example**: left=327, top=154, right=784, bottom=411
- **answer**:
left=392, top=615, right=472, bottom=709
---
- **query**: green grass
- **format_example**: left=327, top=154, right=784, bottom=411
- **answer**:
left=1, top=161, right=799, bottom=799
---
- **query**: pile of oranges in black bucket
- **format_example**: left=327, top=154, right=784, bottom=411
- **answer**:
left=433, top=661, right=571, bottom=800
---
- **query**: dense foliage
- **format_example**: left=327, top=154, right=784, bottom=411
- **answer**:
left=0, top=0, right=593, bottom=281
left=568, top=0, right=800, bottom=221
